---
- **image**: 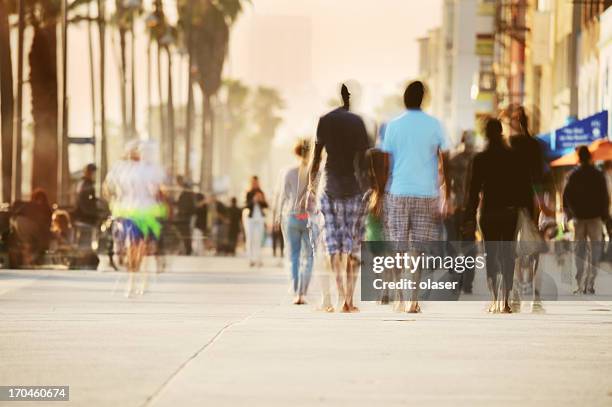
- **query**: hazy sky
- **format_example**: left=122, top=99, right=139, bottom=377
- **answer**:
left=10, top=0, right=442, bottom=174
left=228, top=0, right=443, bottom=144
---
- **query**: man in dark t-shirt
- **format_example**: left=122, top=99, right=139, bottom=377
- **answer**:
left=308, top=83, right=370, bottom=313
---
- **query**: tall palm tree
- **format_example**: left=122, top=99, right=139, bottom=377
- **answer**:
left=147, top=1, right=167, bottom=162
left=158, top=25, right=176, bottom=177
left=28, top=1, right=61, bottom=203
left=97, top=0, right=108, bottom=181
left=178, top=0, right=247, bottom=192
left=113, top=0, right=128, bottom=139
left=0, top=0, right=13, bottom=202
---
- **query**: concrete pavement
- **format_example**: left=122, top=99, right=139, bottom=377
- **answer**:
left=1, top=255, right=611, bottom=406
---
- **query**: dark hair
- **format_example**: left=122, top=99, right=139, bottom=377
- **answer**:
left=231, top=197, right=237, bottom=205
left=31, top=188, right=49, bottom=206
left=512, top=106, right=531, bottom=137
left=577, top=145, right=591, bottom=165
left=485, top=118, right=503, bottom=144
left=404, top=81, right=425, bottom=109
left=365, top=148, right=390, bottom=219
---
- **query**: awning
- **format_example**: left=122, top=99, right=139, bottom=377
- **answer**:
left=551, top=139, right=612, bottom=167
left=537, top=110, right=608, bottom=161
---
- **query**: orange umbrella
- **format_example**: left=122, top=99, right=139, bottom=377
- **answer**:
left=550, top=139, right=612, bottom=167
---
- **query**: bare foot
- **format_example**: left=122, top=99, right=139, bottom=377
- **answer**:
left=407, top=303, right=421, bottom=314
left=500, top=303, right=512, bottom=314
left=341, top=303, right=351, bottom=313
left=393, top=301, right=406, bottom=313
left=316, top=304, right=335, bottom=312
left=293, top=296, right=301, bottom=305
left=349, top=305, right=360, bottom=312
left=487, top=301, right=497, bottom=313
left=531, top=301, right=545, bottom=314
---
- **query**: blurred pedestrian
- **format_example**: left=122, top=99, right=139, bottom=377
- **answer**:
left=563, top=146, right=609, bottom=295
left=381, top=81, right=451, bottom=313
left=464, top=118, right=527, bottom=313
left=276, top=139, right=313, bottom=304
left=226, top=197, right=242, bottom=256
left=359, top=148, right=391, bottom=303
left=176, top=176, right=195, bottom=255
left=308, top=83, right=370, bottom=312
left=245, top=176, right=268, bottom=267
left=506, top=106, right=551, bottom=311
left=10, top=188, right=53, bottom=266
left=74, top=163, right=98, bottom=225
left=103, top=140, right=168, bottom=297
left=446, top=131, right=477, bottom=294
left=193, top=193, right=206, bottom=255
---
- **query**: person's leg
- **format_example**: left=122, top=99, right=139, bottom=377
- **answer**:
left=480, top=213, right=502, bottom=312
left=586, top=218, right=603, bottom=293
left=246, top=219, right=256, bottom=266
left=407, top=197, right=441, bottom=313
left=299, top=219, right=314, bottom=299
left=500, top=210, right=518, bottom=312
left=574, top=219, right=588, bottom=292
left=286, top=217, right=302, bottom=298
left=384, top=195, right=409, bottom=311
left=272, top=227, right=279, bottom=257
left=253, top=220, right=264, bottom=266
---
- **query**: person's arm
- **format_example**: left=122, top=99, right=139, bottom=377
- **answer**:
left=309, top=118, right=326, bottom=191
left=353, top=118, right=371, bottom=190
left=464, top=155, right=483, bottom=234
left=440, top=149, right=451, bottom=205
left=562, top=173, right=575, bottom=220
left=437, top=121, right=452, bottom=214
left=599, top=172, right=610, bottom=220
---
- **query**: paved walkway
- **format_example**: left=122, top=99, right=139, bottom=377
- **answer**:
left=1, top=256, right=611, bottom=406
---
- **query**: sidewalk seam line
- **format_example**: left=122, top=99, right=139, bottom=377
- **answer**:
left=139, top=309, right=264, bottom=407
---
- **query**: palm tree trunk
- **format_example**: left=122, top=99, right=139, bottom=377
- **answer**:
left=11, top=0, right=25, bottom=201
left=87, top=2, right=97, bottom=172
left=130, top=19, right=136, bottom=138
left=30, top=22, right=59, bottom=203
left=0, top=0, right=13, bottom=202
left=184, top=0, right=194, bottom=180
left=59, top=0, right=69, bottom=205
left=166, top=47, right=175, bottom=178
left=147, top=38, right=152, bottom=138
left=200, top=94, right=213, bottom=192
left=119, top=27, right=128, bottom=139
left=98, top=0, right=107, bottom=180
left=156, top=42, right=166, bottom=161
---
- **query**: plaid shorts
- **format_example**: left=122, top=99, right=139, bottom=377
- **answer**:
left=384, top=194, right=442, bottom=244
left=320, top=192, right=366, bottom=256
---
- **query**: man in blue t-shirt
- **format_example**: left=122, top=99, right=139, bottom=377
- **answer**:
left=381, top=80, right=452, bottom=313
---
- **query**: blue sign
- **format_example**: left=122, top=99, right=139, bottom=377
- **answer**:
left=538, top=110, right=608, bottom=160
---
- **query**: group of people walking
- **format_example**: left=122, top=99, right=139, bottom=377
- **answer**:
left=274, top=80, right=610, bottom=314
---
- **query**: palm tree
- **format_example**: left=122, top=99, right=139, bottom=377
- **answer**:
left=0, top=0, right=13, bottom=202
left=147, top=1, right=167, bottom=162
left=178, top=0, right=247, bottom=192
left=245, top=86, right=284, bottom=176
left=28, top=1, right=61, bottom=203
left=97, top=0, right=108, bottom=181
left=158, top=25, right=177, bottom=177
left=219, top=79, right=249, bottom=191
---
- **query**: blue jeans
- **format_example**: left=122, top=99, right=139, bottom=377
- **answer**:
left=285, top=214, right=314, bottom=295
